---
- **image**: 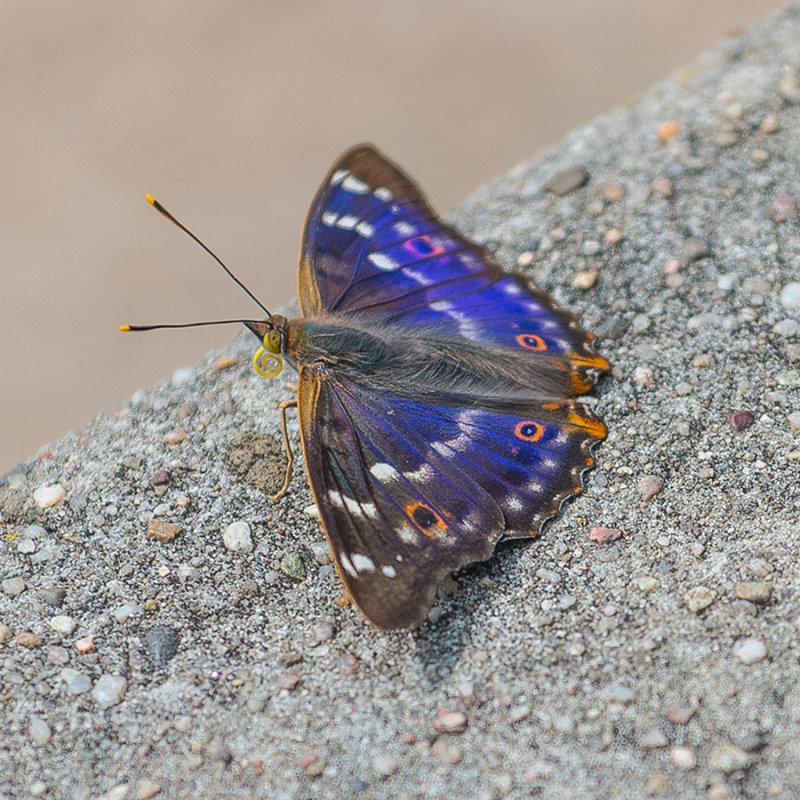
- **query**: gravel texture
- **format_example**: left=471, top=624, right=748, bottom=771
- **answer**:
left=2, top=7, right=800, bottom=799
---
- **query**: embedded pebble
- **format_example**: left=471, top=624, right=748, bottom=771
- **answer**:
left=788, top=412, right=800, bottom=434
left=75, top=636, right=95, bottom=653
left=223, top=521, right=253, bottom=553
left=774, top=319, right=800, bottom=337
left=171, top=367, right=194, bottom=386
left=728, top=410, right=754, bottom=431
left=281, top=551, right=306, bottom=580
left=543, top=165, right=589, bottom=195
left=771, top=192, right=797, bottom=222
left=637, top=475, right=663, bottom=501
left=572, top=270, right=598, bottom=290
left=136, top=779, right=162, bottom=800
left=684, top=586, right=715, bottom=613
left=277, top=672, right=300, bottom=690
left=162, top=428, right=187, bottom=445
left=780, top=282, right=800, bottom=309
left=691, top=353, right=713, bottom=368
left=733, top=638, right=767, bottom=665
left=598, top=682, right=635, bottom=704
left=17, top=631, right=43, bottom=648
left=17, top=538, right=36, bottom=554
left=667, top=705, right=696, bottom=724
left=310, top=541, right=333, bottom=565
left=113, top=603, right=139, bottom=623
left=150, top=469, right=170, bottom=486
left=0, top=623, right=12, bottom=644
left=147, top=519, right=183, bottom=543
left=633, top=366, right=654, bottom=386
left=372, top=753, right=400, bottom=776
left=657, top=120, right=681, bottom=143
left=337, top=653, right=360, bottom=675
left=433, top=708, right=468, bottom=733
left=49, top=615, right=76, bottom=635
left=708, top=742, right=753, bottom=772
left=213, top=354, right=237, bottom=371
left=632, top=314, right=650, bottom=333
left=29, top=716, right=51, bottom=746
left=145, top=625, right=180, bottom=666
left=735, top=582, right=772, bottom=603
left=674, top=382, right=693, bottom=396
left=33, top=484, right=66, bottom=508
left=2, top=576, right=25, bottom=596
left=671, top=746, right=697, bottom=770
left=312, top=621, right=336, bottom=643
left=589, top=527, right=622, bottom=543
left=636, top=576, right=659, bottom=592
left=651, top=177, right=674, bottom=198
left=431, top=740, right=463, bottom=765
left=638, top=729, right=668, bottom=749
left=61, top=668, right=92, bottom=695
left=91, top=674, right=128, bottom=708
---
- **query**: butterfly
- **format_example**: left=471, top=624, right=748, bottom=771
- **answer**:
left=131, top=145, right=609, bottom=629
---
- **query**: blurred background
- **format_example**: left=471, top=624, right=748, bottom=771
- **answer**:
left=1, top=0, right=779, bottom=474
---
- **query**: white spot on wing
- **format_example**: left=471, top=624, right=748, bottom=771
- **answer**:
left=374, top=186, right=393, bottom=201
left=370, top=462, right=401, bottom=482
left=404, top=463, right=435, bottom=483
left=351, top=553, right=376, bottom=573
left=331, top=169, right=348, bottom=185
left=506, top=495, right=523, bottom=513
left=381, top=565, right=397, bottom=578
left=342, top=175, right=368, bottom=193
left=339, top=552, right=357, bottom=577
left=321, top=211, right=337, bottom=226
left=368, top=252, right=399, bottom=271
left=336, top=215, right=358, bottom=230
left=356, top=221, right=375, bottom=238
left=430, top=300, right=455, bottom=311
left=394, top=221, right=416, bottom=236
left=404, top=267, right=434, bottom=286
left=398, top=525, right=418, bottom=544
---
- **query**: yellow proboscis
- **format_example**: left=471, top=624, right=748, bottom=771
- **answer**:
left=253, top=347, right=283, bottom=378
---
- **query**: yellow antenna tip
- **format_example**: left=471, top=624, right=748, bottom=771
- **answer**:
left=119, top=324, right=131, bottom=332
left=145, top=193, right=156, bottom=205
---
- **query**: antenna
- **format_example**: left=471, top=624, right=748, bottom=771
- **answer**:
left=144, top=194, right=271, bottom=318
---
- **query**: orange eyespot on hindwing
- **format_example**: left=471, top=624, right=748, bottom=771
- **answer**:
left=516, top=333, right=547, bottom=351
left=514, top=421, right=546, bottom=442
left=406, top=501, right=447, bottom=536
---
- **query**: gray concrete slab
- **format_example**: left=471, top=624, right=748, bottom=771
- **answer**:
left=2, top=5, right=800, bottom=798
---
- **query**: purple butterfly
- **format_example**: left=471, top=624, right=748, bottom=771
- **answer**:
left=243, top=145, right=609, bottom=628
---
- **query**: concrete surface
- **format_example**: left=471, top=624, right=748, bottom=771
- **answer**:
left=2, top=4, right=800, bottom=799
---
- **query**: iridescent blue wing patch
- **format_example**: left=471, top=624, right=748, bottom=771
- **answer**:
left=297, top=368, right=605, bottom=629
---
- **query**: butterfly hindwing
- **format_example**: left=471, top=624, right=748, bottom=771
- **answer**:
left=296, top=367, right=605, bottom=629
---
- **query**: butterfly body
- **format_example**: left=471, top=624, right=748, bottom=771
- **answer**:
left=243, top=145, right=609, bottom=629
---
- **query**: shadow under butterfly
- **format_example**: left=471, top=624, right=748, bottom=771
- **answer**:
left=126, top=144, right=609, bottom=630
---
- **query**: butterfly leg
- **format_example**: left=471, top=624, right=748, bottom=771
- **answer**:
left=272, top=398, right=298, bottom=502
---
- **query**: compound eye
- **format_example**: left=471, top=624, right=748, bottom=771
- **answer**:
left=264, top=329, right=282, bottom=354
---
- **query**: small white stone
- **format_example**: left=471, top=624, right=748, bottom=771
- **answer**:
left=171, top=366, right=195, bottom=386
left=33, top=484, right=66, bottom=508
left=91, top=674, right=128, bottom=708
left=112, top=603, right=139, bottom=623
left=670, top=746, right=697, bottom=770
left=223, top=521, right=253, bottom=553
left=49, top=615, right=77, bottom=635
left=780, top=281, right=800, bottom=309
left=733, top=637, right=767, bottom=665
left=29, top=716, right=51, bottom=746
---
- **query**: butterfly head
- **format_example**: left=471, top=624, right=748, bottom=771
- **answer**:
left=245, top=314, right=289, bottom=379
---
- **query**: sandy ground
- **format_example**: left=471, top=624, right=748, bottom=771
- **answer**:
left=2, top=3, right=800, bottom=799
left=0, top=0, right=779, bottom=473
